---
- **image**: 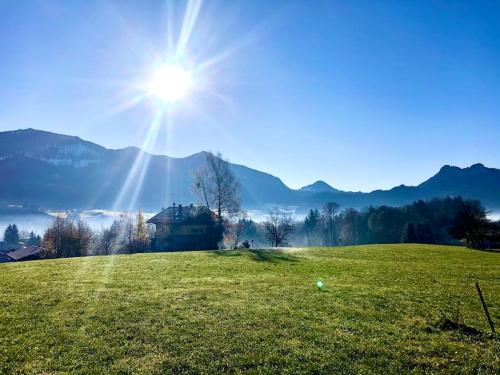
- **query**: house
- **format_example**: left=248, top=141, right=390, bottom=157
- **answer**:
left=5, top=245, right=46, bottom=262
left=147, top=203, right=221, bottom=250
left=0, top=242, right=17, bottom=263
left=0, top=241, right=17, bottom=253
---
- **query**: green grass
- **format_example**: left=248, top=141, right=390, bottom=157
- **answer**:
left=0, top=244, right=498, bottom=374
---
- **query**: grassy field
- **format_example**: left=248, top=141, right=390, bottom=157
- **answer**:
left=0, top=244, right=498, bottom=374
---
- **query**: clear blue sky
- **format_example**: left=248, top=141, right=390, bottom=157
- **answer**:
left=1, top=0, right=499, bottom=191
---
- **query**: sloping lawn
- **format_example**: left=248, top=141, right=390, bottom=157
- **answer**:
left=0, top=244, right=498, bottom=374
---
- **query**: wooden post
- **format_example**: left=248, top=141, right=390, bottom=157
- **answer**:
left=475, top=282, right=495, bottom=334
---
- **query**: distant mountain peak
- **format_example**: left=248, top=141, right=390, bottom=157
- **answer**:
left=439, top=164, right=460, bottom=172
left=419, top=163, right=499, bottom=196
left=186, top=150, right=210, bottom=159
left=299, top=180, right=339, bottom=193
left=469, top=163, right=486, bottom=169
left=10, top=127, right=77, bottom=138
left=449, top=162, right=491, bottom=169
left=0, top=128, right=106, bottom=168
left=437, top=163, right=493, bottom=176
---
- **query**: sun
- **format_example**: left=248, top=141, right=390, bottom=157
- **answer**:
left=148, top=64, right=194, bottom=102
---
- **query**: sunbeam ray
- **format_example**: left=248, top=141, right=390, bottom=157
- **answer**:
left=89, top=95, right=144, bottom=124
left=163, top=113, right=174, bottom=206
left=176, top=0, right=203, bottom=59
left=197, top=14, right=270, bottom=73
left=125, top=112, right=166, bottom=211
left=112, top=106, right=166, bottom=211
left=90, top=253, right=117, bottom=308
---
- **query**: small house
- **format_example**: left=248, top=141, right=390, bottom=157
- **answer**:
left=147, top=204, right=221, bottom=250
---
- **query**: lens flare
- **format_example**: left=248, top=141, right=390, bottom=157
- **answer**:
left=315, top=278, right=326, bottom=291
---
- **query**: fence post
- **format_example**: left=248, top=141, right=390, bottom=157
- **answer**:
left=475, top=282, right=495, bottom=334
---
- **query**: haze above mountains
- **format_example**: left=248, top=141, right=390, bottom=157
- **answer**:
left=1, top=129, right=499, bottom=212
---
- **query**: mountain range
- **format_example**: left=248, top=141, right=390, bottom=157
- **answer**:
left=1, top=128, right=499, bottom=212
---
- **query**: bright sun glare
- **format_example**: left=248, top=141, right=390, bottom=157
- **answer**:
left=148, top=64, right=194, bottom=103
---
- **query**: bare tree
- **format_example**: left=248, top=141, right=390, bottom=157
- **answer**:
left=322, top=202, right=340, bottom=246
left=228, top=212, right=248, bottom=249
left=134, top=210, right=149, bottom=252
left=45, top=216, right=64, bottom=256
left=100, top=221, right=120, bottom=255
left=43, top=216, right=93, bottom=258
left=231, top=220, right=245, bottom=249
left=122, top=213, right=134, bottom=253
left=193, top=152, right=240, bottom=221
left=193, top=168, right=210, bottom=209
left=76, top=219, right=93, bottom=254
left=263, top=211, right=295, bottom=247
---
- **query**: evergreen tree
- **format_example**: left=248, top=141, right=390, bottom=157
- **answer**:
left=27, top=231, right=42, bottom=246
left=4, top=224, right=20, bottom=246
left=450, top=200, right=488, bottom=248
left=304, top=209, right=321, bottom=246
left=402, top=222, right=417, bottom=243
left=416, top=222, right=435, bottom=244
left=322, top=202, right=340, bottom=246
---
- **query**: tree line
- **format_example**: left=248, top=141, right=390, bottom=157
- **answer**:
left=296, top=197, right=499, bottom=249
left=41, top=211, right=150, bottom=258
left=224, top=197, right=500, bottom=250
left=3, top=197, right=498, bottom=259
left=2, top=224, right=42, bottom=249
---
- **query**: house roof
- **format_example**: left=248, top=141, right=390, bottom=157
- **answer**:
left=147, top=204, right=212, bottom=225
left=6, top=245, right=45, bottom=261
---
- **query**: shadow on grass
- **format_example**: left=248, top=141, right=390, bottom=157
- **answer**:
left=427, top=317, right=485, bottom=337
left=212, top=250, right=243, bottom=257
left=249, top=249, right=300, bottom=263
left=212, top=249, right=300, bottom=263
